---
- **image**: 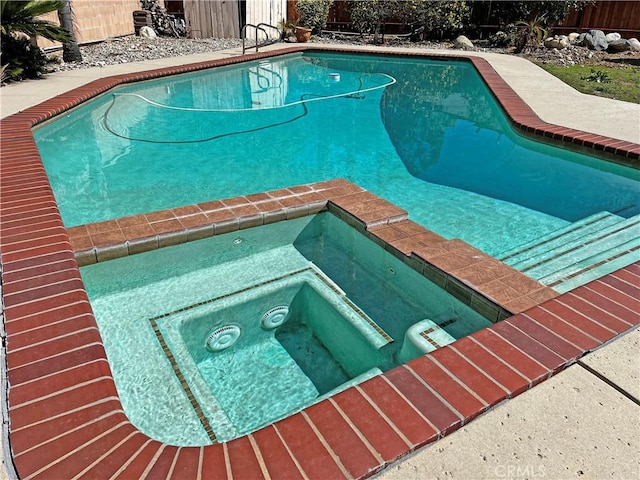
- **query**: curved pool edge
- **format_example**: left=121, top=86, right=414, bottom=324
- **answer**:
left=1, top=47, right=639, bottom=479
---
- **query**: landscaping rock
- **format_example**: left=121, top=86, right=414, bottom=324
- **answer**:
left=139, top=26, right=157, bottom=38
left=605, top=32, right=621, bottom=42
left=544, top=35, right=569, bottom=49
left=608, top=39, right=630, bottom=52
left=628, top=38, right=640, bottom=52
left=454, top=35, right=474, bottom=50
left=568, top=32, right=580, bottom=43
left=584, top=30, right=608, bottom=51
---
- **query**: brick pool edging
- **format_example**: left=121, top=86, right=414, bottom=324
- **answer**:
left=65, top=178, right=557, bottom=318
left=0, top=47, right=639, bottom=479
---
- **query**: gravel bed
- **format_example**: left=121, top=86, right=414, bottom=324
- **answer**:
left=48, top=34, right=508, bottom=72
left=49, top=36, right=243, bottom=71
left=46, top=33, right=637, bottom=73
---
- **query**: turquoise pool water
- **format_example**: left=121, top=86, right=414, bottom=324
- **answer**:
left=35, top=52, right=639, bottom=255
left=80, top=213, right=491, bottom=445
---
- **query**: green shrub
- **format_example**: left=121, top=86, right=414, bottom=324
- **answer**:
left=295, top=0, right=334, bottom=33
left=514, top=14, right=548, bottom=53
left=348, top=0, right=387, bottom=36
left=1, top=0, right=71, bottom=81
left=0, top=35, right=57, bottom=80
left=395, top=0, right=471, bottom=38
left=343, top=1, right=471, bottom=39
left=488, top=26, right=518, bottom=47
left=487, top=1, right=589, bottom=27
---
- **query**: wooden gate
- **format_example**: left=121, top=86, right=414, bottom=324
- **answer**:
left=183, top=0, right=241, bottom=38
left=246, top=0, right=287, bottom=29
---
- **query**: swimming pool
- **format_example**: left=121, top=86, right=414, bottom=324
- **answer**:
left=34, top=52, right=639, bottom=256
left=80, top=212, right=491, bottom=445
left=3, top=45, right=639, bottom=480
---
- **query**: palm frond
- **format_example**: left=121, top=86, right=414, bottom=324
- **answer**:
left=1, top=0, right=70, bottom=42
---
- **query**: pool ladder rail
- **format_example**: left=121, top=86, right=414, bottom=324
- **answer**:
left=242, top=23, right=281, bottom=54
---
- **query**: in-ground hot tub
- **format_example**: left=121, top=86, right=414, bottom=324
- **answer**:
left=156, top=269, right=388, bottom=441
left=80, top=212, right=492, bottom=445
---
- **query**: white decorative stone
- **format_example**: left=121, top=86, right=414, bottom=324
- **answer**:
left=454, top=35, right=474, bottom=50
left=605, top=32, right=621, bottom=42
left=628, top=38, right=640, bottom=51
left=568, top=32, right=580, bottom=43
left=139, top=26, right=157, bottom=38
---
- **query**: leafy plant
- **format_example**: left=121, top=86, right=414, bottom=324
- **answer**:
left=1, top=64, right=11, bottom=84
left=295, top=0, right=334, bottom=33
left=395, top=0, right=470, bottom=38
left=486, top=1, right=591, bottom=27
left=348, top=0, right=389, bottom=37
left=581, top=69, right=611, bottom=83
left=347, top=0, right=470, bottom=40
left=514, top=14, right=548, bottom=53
left=1, top=0, right=71, bottom=81
left=1, top=0, right=69, bottom=40
left=488, top=26, right=518, bottom=47
left=279, top=20, right=296, bottom=40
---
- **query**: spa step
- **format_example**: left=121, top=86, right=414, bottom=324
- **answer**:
left=396, top=319, right=457, bottom=364
left=496, top=211, right=624, bottom=265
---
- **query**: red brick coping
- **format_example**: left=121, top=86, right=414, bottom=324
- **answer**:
left=1, top=46, right=639, bottom=479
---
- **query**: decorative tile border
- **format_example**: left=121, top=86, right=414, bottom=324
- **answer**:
left=0, top=46, right=638, bottom=479
left=149, top=318, right=218, bottom=443
left=419, top=318, right=458, bottom=349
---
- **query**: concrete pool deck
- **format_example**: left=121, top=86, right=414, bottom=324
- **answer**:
left=0, top=43, right=638, bottom=479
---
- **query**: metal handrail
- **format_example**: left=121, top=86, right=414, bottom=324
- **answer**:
left=241, top=22, right=281, bottom=54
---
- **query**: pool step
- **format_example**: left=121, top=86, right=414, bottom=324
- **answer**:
left=502, top=213, right=640, bottom=292
left=496, top=211, right=624, bottom=265
left=540, top=240, right=640, bottom=294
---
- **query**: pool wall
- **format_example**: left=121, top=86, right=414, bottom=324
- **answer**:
left=1, top=46, right=639, bottom=479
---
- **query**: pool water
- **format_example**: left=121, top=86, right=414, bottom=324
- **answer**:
left=80, top=213, right=491, bottom=445
left=35, top=52, right=639, bottom=255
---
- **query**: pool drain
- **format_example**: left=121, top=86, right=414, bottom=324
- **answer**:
left=205, top=325, right=241, bottom=352
left=260, top=306, right=289, bottom=330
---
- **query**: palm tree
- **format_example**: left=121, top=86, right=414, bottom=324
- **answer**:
left=1, top=0, right=70, bottom=42
left=1, top=0, right=72, bottom=79
left=57, top=0, right=82, bottom=62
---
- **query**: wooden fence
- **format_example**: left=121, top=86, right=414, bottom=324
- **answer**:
left=557, top=1, right=640, bottom=36
left=323, top=0, right=640, bottom=37
left=38, top=0, right=148, bottom=48
left=37, top=0, right=640, bottom=47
